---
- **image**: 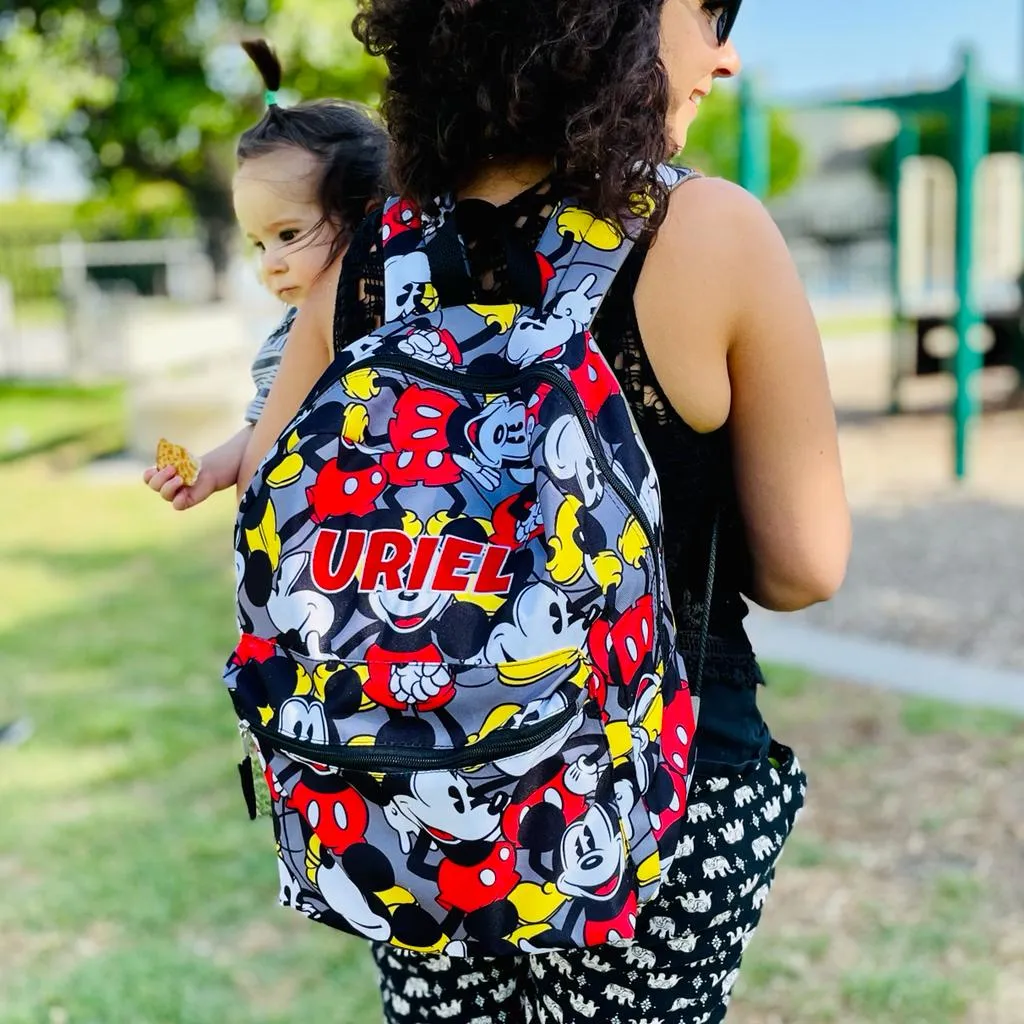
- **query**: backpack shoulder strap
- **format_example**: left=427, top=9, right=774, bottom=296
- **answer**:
left=379, top=166, right=699, bottom=326
left=535, top=164, right=699, bottom=326
left=380, top=196, right=468, bottom=324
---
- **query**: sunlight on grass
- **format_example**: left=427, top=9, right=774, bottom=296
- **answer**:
left=816, top=311, right=891, bottom=339
left=2, top=744, right=135, bottom=796
left=1, top=465, right=384, bottom=1022
left=840, top=966, right=970, bottom=1024
left=0, top=381, right=126, bottom=461
left=900, top=696, right=1023, bottom=737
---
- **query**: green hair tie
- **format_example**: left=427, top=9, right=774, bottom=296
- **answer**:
left=264, top=90, right=279, bottom=107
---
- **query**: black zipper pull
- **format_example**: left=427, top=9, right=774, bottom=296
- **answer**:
left=237, top=727, right=260, bottom=820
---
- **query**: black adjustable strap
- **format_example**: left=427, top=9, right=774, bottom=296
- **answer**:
left=425, top=199, right=544, bottom=310
left=504, top=230, right=543, bottom=307
left=689, top=511, right=720, bottom=700
left=425, top=213, right=475, bottom=307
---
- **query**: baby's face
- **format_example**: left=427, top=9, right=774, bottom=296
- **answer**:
left=233, top=147, right=338, bottom=308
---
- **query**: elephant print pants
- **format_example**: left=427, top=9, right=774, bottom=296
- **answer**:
left=371, top=740, right=807, bottom=1024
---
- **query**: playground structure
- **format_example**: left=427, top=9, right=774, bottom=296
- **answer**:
left=740, top=49, right=1024, bottom=479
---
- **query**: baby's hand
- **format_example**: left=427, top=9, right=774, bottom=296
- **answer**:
left=142, top=464, right=218, bottom=510
left=143, top=429, right=249, bottom=511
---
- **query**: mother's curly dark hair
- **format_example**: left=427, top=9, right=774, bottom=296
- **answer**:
left=352, top=0, right=672, bottom=232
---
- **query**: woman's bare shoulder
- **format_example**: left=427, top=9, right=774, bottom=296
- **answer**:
left=649, top=174, right=783, bottom=272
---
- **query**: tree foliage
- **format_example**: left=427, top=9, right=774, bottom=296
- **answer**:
left=684, top=88, right=804, bottom=197
left=0, top=4, right=804, bottom=273
left=0, top=0, right=383, bottom=274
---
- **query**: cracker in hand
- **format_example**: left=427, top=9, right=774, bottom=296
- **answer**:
left=155, top=437, right=200, bottom=487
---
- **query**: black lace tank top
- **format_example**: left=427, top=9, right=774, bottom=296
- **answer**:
left=333, top=181, right=771, bottom=772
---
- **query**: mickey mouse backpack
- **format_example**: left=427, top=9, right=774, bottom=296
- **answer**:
left=225, top=163, right=704, bottom=957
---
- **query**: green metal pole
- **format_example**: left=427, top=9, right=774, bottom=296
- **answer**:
left=738, top=76, right=770, bottom=200
left=889, top=117, right=919, bottom=414
left=952, top=48, right=987, bottom=480
left=1016, top=99, right=1024, bottom=382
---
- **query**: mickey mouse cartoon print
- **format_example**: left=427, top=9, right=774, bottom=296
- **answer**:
left=225, top=164, right=700, bottom=956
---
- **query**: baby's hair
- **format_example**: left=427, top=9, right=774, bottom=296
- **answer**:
left=241, top=39, right=283, bottom=94
left=237, top=39, right=390, bottom=264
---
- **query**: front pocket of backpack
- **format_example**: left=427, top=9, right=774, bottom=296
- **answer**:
left=233, top=657, right=640, bottom=955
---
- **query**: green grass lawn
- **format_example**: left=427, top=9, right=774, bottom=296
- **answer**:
left=816, top=310, right=892, bottom=339
left=0, top=468, right=378, bottom=1024
left=13, top=298, right=64, bottom=328
left=2, top=465, right=1019, bottom=1023
left=0, top=380, right=126, bottom=463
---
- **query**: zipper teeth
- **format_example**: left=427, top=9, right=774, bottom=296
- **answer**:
left=248, top=702, right=578, bottom=772
left=345, top=354, right=664, bottom=647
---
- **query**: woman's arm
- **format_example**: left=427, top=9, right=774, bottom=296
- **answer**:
left=636, top=176, right=851, bottom=611
left=237, top=270, right=336, bottom=498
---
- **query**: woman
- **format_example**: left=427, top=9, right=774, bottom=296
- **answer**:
left=239, top=1, right=850, bottom=1020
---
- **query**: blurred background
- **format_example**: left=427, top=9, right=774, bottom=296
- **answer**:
left=0, top=1, right=1021, bottom=1022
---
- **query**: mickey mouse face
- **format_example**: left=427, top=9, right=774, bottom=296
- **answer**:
left=506, top=311, right=576, bottom=367
left=393, top=771, right=503, bottom=844
left=485, top=582, right=588, bottom=665
left=465, top=396, right=529, bottom=468
left=557, top=804, right=625, bottom=901
left=278, top=696, right=328, bottom=745
left=385, top=251, right=438, bottom=320
left=368, top=585, right=453, bottom=633
left=543, top=415, right=604, bottom=508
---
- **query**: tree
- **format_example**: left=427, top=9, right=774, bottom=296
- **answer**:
left=0, top=1, right=384, bottom=284
left=0, top=8, right=114, bottom=143
left=682, top=88, right=804, bottom=197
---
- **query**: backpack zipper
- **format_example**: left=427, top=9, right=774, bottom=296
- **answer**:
left=244, top=698, right=579, bottom=773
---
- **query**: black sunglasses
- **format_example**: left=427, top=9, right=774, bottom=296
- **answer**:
left=706, top=0, right=743, bottom=46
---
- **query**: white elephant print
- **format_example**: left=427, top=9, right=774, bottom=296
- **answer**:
left=720, top=819, right=744, bottom=844
left=702, top=855, right=735, bottom=879
left=625, top=945, right=656, bottom=970
left=678, top=889, right=713, bottom=913
left=687, top=801, right=714, bottom=823
left=667, top=930, right=698, bottom=953
left=602, top=984, right=636, bottom=1008
left=734, top=785, right=755, bottom=807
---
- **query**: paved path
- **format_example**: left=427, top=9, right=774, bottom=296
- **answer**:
left=745, top=329, right=1024, bottom=708
left=747, top=610, right=1024, bottom=714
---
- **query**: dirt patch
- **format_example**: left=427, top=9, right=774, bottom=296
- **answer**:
left=727, top=677, right=1024, bottom=1024
left=0, top=920, right=121, bottom=992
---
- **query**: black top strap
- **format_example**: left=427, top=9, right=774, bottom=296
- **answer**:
left=425, top=198, right=545, bottom=309
left=690, top=510, right=720, bottom=700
